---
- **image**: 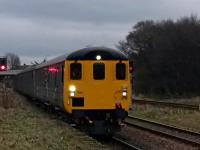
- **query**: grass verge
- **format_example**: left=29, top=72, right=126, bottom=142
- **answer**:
left=129, top=104, right=200, bottom=133
left=0, top=89, right=109, bottom=150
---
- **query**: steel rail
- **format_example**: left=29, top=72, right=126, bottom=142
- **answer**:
left=126, top=116, right=200, bottom=147
left=133, top=99, right=200, bottom=110
left=112, top=136, right=142, bottom=150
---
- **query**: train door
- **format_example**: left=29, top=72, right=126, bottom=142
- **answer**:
left=55, top=64, right=64, bottom=108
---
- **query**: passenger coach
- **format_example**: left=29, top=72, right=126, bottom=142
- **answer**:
left=15, top=47, right=131, bottom=135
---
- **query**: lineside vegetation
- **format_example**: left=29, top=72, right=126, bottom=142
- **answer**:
left=118, top=15, right=200, bottom=97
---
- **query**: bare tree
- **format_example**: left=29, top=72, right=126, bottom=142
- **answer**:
left=6, top=53, right=21, bottom=69
left=116, top=40, right=129, bottom=54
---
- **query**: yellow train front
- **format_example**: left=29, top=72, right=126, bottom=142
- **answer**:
left=64, top=47, right=131, bottom=134
left=14, top=47, right=131, bottom=135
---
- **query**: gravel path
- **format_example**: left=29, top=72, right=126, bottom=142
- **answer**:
left=118, top=125, right=199, bottom=150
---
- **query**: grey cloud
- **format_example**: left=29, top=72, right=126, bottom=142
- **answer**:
left=0, top=0, right=139, bottom=23
left=0, top=15, right=131, bottom=62
left=0, top=0, right=200, bottom=64
left=0, top=0, right=195, bottom=23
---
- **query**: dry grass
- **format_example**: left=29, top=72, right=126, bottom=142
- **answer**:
left=134, top=95, right=200, bottom=105
left=170, top=96, right=200, bottom=105
left=0, top=88, right=19, bottom=109
left=129, top=104, right=200, bottom=133
left=0, top=88, right=109, bottom=150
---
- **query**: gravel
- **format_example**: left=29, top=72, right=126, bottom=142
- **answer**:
left=118, top=125, right=199, bottom=150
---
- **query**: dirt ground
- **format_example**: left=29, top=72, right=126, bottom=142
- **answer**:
left=0, top=87, right=110, bottom=150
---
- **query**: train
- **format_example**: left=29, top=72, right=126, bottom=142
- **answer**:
left=14, top=47, right=131, bottom=135
left=0, top=56, right=7, bottom=71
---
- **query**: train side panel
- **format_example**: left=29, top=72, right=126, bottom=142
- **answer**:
left=34, top=63, right=65, bottom=109
left=15, top=71, right=34, bottom=97
left=15, top=62, right=65, bottom=110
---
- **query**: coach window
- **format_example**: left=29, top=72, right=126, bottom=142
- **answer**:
left=93, top=63, right=105, bottom=80
left=70, top=63, right=82, bottom=80
left=116, top=63, right=126, bottom=80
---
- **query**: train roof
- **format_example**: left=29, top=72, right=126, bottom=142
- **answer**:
left=66, top=47, right=128, bottom=60
left=0, top=70, right=22, bottom=76
left=20, top=47, right=128, bottom=73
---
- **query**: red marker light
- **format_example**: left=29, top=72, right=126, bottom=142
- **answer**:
left=129, top=61, right=133, bottom=73
left=0, top=65, right=6, bottom=71
left=1, top=65, right=5, bottom=69
left=129, top=66, right=133, bottom=71
left=48, top=67, right=58, bottom=72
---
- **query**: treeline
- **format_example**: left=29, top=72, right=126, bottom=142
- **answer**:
left=118, top=15, right=200, bottom=96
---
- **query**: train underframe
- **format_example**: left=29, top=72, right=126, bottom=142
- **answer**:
left=71, top=108, right=128, bottom=135
left=17, top=91, right=128, bottom=135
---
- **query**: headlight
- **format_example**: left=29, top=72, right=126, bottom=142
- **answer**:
left=96, top=55, right=101, bottom=60
left=69, top=85, right=76, bottom=92
left=122, top=91, right=127, bottom=96
left=122, top=86, right=127, bottom=97
left=70, top=92, right=75, bottom=97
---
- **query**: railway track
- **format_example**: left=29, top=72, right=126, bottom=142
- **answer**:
left=126, top=116, right=200, bottom=147
left=28, top=96, right=143, bottom=150
left=112, top=136, right=142, bottom=150
left=133, top=99, right=200, bottom=110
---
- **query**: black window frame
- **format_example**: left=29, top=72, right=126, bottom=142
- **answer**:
left=70, top=63, right=82, bottom=80
left=0, top=58, right=6, bottom=64
left=93, top=62, right=105, bottom=80
left=116, top=62, right=126, bottom=80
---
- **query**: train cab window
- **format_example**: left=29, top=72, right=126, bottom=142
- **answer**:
left=70, top=63, right=82, bottom=80
left=93, top=63, right=105, bottom=80
left=116, top=63, right=126, bottom=80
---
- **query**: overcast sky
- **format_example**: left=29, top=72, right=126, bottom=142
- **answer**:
left=0, top=0, right=200, bottom=64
